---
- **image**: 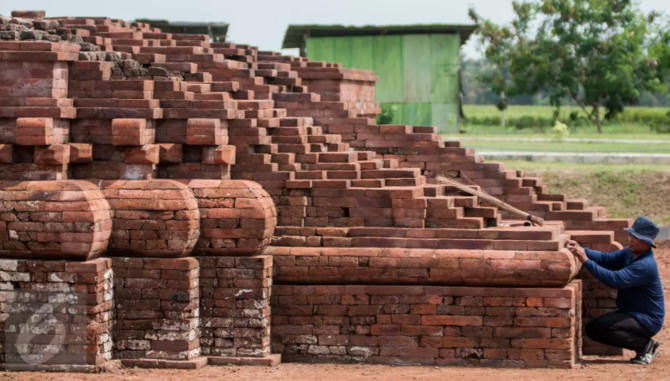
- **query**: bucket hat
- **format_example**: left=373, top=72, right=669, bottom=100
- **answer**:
left=624, top=217, right=660, bottom=248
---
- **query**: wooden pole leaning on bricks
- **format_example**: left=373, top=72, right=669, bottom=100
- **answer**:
left=436, top=174, right=545, bottom=227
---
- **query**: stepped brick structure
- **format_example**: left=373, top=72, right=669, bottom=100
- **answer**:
left=0, top=11, right=630, bottom=372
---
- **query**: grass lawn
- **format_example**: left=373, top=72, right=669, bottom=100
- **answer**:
left=457, top=105, right=670, bottom=140
left=502, top=160, right=670, bottom=224
left=464, top=104, right=670, bottom=120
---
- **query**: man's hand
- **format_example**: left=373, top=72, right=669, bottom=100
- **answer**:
left=565, top=240, right=588, bottom=263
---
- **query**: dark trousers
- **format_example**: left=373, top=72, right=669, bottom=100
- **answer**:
left=586, top=310, right=654, bottom=353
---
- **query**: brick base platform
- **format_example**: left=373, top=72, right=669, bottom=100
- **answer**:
left=271, top=282, right=582, bottom=368
left=0, top=256, right=278, bottom=371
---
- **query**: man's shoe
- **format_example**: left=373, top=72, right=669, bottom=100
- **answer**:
left=651, top=341, right=662, bottom=361
left=630, top=340, right=662, bottom=364
left=631, top=352, right=654, bottom=365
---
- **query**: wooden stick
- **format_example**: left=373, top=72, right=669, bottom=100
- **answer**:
left=436, top=175, right=545, bottom=227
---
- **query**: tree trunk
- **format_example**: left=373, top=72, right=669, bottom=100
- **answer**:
left=594, top=101, right=602, bottom=134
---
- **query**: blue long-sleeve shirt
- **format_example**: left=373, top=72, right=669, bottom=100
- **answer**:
left=583, top=247, right=665, bottom=334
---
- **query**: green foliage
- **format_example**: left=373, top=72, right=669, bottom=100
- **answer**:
left=551, top=121, right=570, bottom=141
left=469, top=0, right=670, bottom=133
left=376, top=104, right=397, bottom=125
left=463, top=104, right=670, bottom=133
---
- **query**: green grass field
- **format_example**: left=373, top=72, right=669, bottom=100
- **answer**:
left=505, top=161, right=670, bottom=224
left=457, top=105, right=670, bottom=139
left=464, top=104, right=669, bottom=120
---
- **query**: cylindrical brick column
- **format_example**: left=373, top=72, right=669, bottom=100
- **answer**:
left=101, top=180, right=200, bottom=258
left=0, top=180, right=112, bottom=261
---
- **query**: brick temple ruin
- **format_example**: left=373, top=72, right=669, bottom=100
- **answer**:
left=0, top=10, right=632, bottom=372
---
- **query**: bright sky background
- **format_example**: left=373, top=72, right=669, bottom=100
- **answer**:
left=3, top=0, right=670, bottom=58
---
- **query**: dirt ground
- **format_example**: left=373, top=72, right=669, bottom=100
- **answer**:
left=5, top=244, right=670, bottom=381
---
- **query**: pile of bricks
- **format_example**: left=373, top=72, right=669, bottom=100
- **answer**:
left=0, top=9, right=631, bottom=372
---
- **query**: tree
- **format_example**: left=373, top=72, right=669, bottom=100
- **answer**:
left=470, top=0, right=670, bottom=133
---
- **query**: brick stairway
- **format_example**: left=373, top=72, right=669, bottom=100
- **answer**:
left=0, top=11, right=629, bottom=370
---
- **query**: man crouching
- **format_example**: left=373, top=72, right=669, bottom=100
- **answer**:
left=566, top=217, right=665, bottom=365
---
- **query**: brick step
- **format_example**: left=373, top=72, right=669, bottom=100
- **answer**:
left=522, top=177, right=543, bottom=187
left=317, top=152, right=358, bottom=163
left=294, top=171, right=326, bottom=180
left=278, top=163, right=302, bottom=171
left=360, top=169, right=421, bottom=179
left=267, top=126, right=307, bottom=136
left=568, top=230, right=616, bottom=244
left=151, top=62, right=197, bottom=73
left=464, top=206, right=498, bottom=219
left=274, top=225, right=563, bottom=240
left=383, top=158, right=398, bottom=168
left=425, top=217, right=484, bottom=229
left=550, top=201, right=566, bottom=211
left=270, top=153, right=295, bottom=165
left=325, top=142, right=349, bottom=152
left=324, top=170, right=360, bottom=180
left=351, top=179, right=385, bottom=188
left=276, top=143, right=318, bottom=154
left=507, top=201, right=555, bottom=212
left=567, top=199, right=589, bottom=210
left=426, top=203, right=464, bottom=218
left=271, top=135, right=309, bottom=144
left=451, top=196, right=479, bottom=208
left=193, top=92, right=231, bottom=101
left=412, top=126, right=438, bottom=134
left=385, top=177, right=425, bottom=187
left=459, top=170, right=518, bottom=180
left=236, top=100, right=274, bottom=110
left=443, top=140, right=461, bottom=147
left=486, top=213, right=502, bottom=228
left=541, top=209, right=599, bottom=221
left=423, top=185, right=445, bottom=197
left=357, top=151, right=377, bottom=161
left=266, top=77, right=302, bottom=87
left=277, top=117, right=314, bottom=127
left=358, top=160, right=384, bottom=170
left=302, top=163, right=360, bottom=171
left=501, top=194, right=538, bottom=203
left=307, top=135, right=341, bottom=144
left=232, top=89, right=255, bottom=100
left=537, top=193, right=567, bottom=202
left=185, top=83, right=211, bottom=93
left=272, top=235, right=565, bottom=251
left=257, top=62, right=291, bottom=71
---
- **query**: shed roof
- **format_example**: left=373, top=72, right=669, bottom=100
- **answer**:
left=282, top=24, right=478, bottom=49
left=136, top=19, right=229, bottom=39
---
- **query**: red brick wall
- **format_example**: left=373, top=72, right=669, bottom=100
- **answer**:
left=199, top=255, right=273, bottom=358
left=271, top=282, right=582, bottom=368
left=112, top=257, right=200, bottom=361
left=0, top=258, right=113, bottom=372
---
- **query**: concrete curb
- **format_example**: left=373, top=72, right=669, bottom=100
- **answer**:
left=445, top=137, right=670, bottom=144
left=479, top=152, right=670, bottom=164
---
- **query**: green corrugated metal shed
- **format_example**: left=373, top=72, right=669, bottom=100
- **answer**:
left=283, top=24, right=477, bottom=133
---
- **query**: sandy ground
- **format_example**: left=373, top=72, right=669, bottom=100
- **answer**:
left=5, top=245, right=670, bottom=381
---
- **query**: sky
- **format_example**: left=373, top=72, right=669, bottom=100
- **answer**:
left=3, top=0, right=670, bottom=59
